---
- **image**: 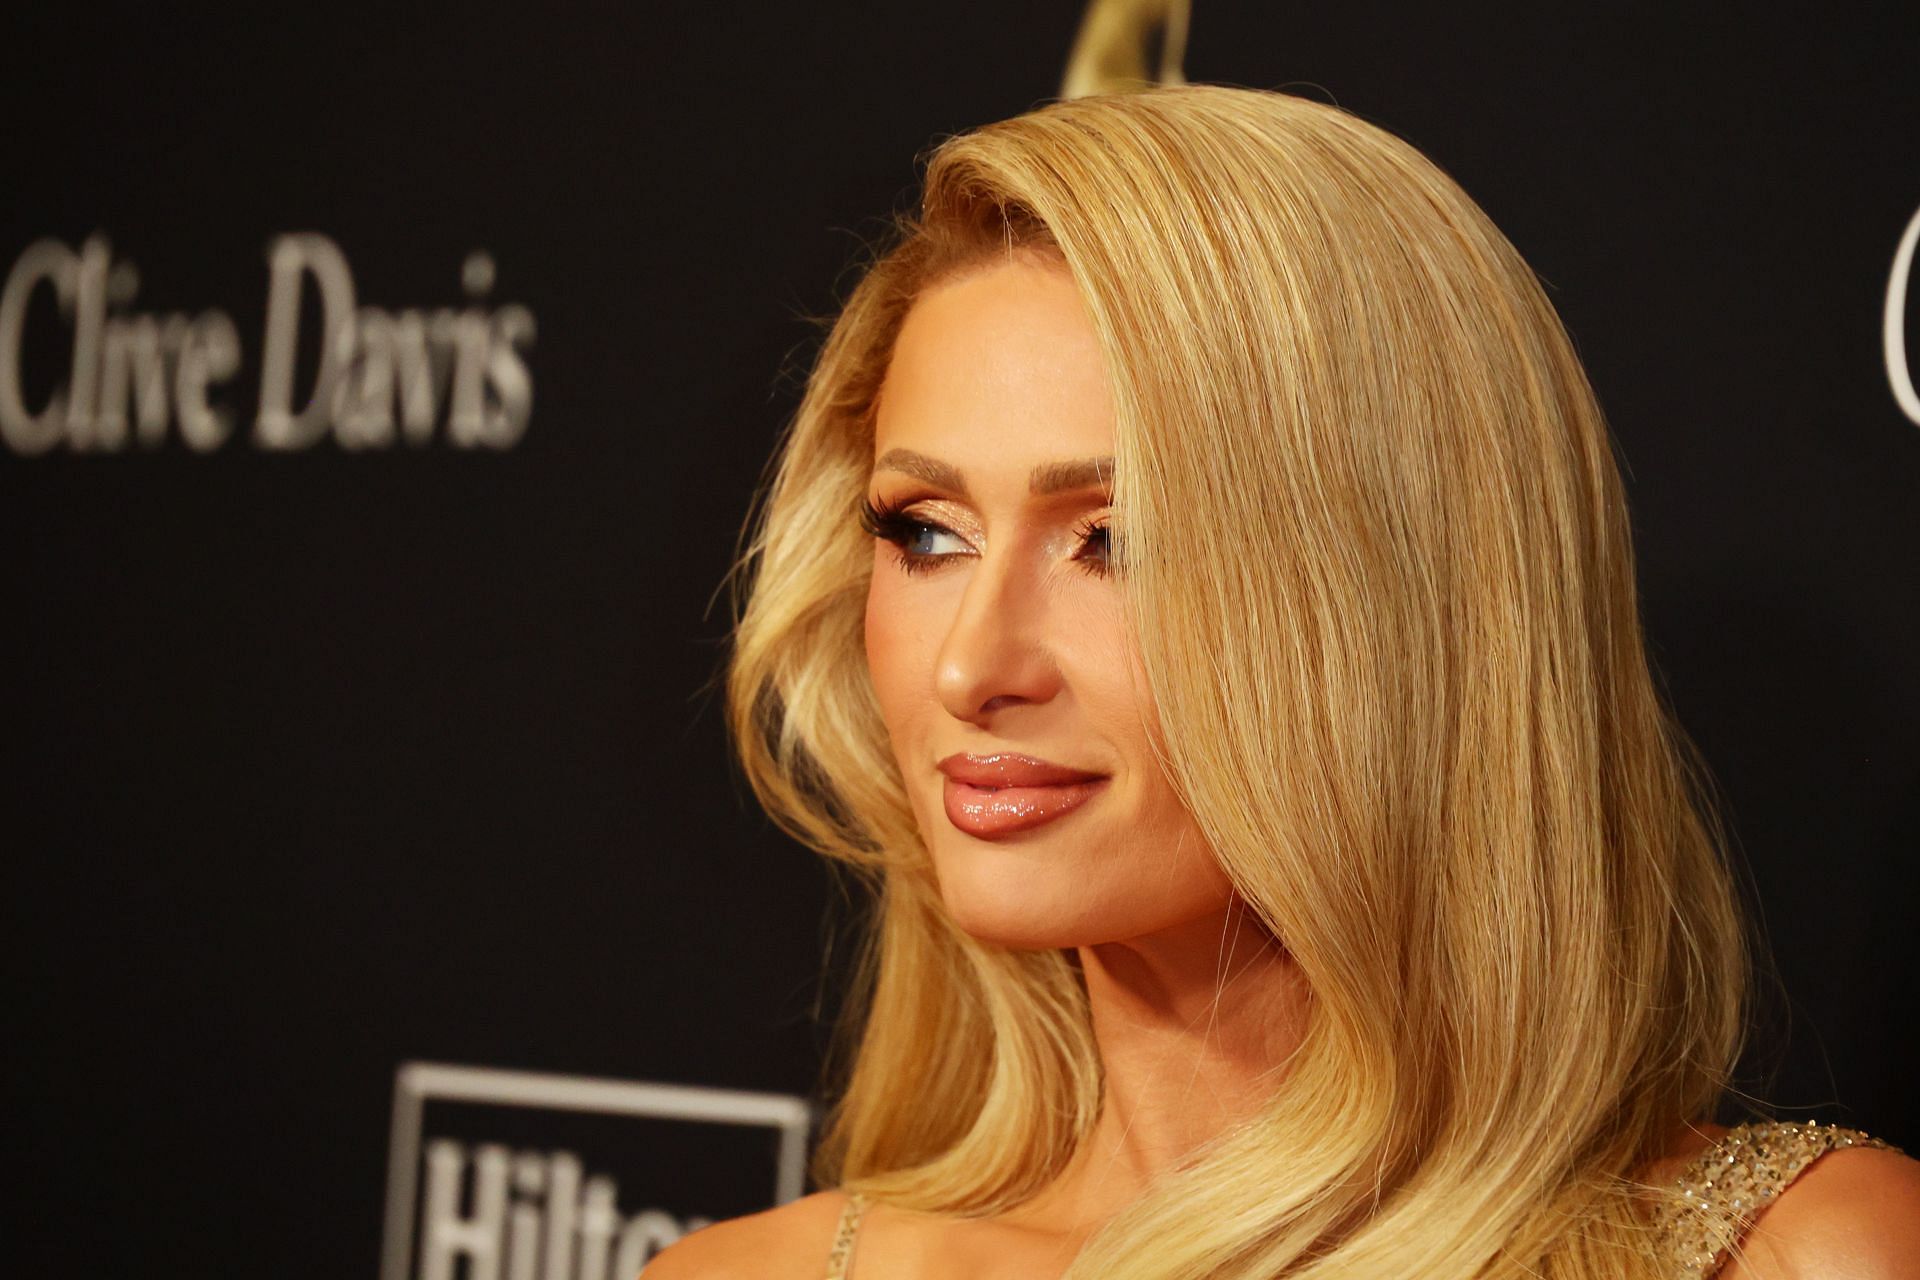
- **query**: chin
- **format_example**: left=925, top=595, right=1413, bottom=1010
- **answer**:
left=929, top=853, right=1098, bottom=950
left=932, top=863, right=1174, bottom=952
left=931, top=844, right=1242, bottom=952
left=940, top=896, right=1092, bottom=951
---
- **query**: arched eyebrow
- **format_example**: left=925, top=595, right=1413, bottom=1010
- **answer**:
left=872, top=448, right=1113, bottom=498
left=1029, top=455, right=1114, bottom=495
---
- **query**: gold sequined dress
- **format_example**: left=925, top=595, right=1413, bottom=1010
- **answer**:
left=822, top=1119, right=1894, bottom=1279
left=1651, top=1119, right=1892, bottom=1275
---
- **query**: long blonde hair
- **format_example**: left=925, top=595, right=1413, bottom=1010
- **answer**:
left=724, top=84, right=1749, bottom=1279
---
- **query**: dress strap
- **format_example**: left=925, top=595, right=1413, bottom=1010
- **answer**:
left=1654, top=1119, right=1895, bottom=1276
left=824, top=1191, right=869, bottom=1280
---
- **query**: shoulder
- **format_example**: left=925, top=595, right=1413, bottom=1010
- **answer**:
left=640, top=1190, right=855, bottom=1280
left=1718, top=1140, right=1920, bottom=1279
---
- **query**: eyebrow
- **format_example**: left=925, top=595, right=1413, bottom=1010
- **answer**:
left=872, top=448, right=1113, bottom=498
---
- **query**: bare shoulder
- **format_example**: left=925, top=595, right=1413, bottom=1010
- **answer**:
left=640, top=1190, right=854, bottom=1280
left=1719, top=1144, right=1920, bottom=1280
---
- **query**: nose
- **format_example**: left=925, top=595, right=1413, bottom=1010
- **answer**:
left=933, top=544, right=1062, bottom=724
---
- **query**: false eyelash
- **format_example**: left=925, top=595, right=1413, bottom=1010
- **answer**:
left=1070, top=513, right=1117, bottom=578
left=856, top=494, right=913, bottom=542
left=858, top=495, right=958, bottom=577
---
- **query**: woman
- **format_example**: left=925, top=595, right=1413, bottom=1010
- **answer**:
left=651, top=85, right=1919, bottom=1278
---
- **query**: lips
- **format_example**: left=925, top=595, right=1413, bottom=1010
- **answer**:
left=935, top=752, right=1110, bottom=838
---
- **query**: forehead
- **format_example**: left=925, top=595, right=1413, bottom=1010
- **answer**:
left=873, top=256, right=1114, bottom=468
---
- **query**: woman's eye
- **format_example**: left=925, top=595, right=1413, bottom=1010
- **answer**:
left=883, top=518, right=968, bottom=576
left=859, top=497, right=973, bottom=575
left=1071, top=521, right=1118, bottom=577
left=901, top=522, right=968, bottom=558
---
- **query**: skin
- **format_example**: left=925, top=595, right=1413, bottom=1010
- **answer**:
left=643, top=255, right=1920, bottom=1279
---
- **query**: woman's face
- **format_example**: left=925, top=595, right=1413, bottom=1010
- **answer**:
left=863, top=253, right=1235, bottom=950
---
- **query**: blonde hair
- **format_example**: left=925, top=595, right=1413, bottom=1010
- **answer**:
left=724, top=84, right=1749, bottom=1279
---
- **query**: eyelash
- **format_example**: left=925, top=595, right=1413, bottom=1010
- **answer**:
left=857, top=496, right=1117, bottom=579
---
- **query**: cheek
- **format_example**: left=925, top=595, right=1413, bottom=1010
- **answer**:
left=863, top=578, right=893, bottom=702
left=865, top=570, right=951, bottom=840
left=863, top=566, right=921, bottom=734
left=1062, top=601, right=1234, bottom=902
left=1054, top=591, right=1148, bottom=755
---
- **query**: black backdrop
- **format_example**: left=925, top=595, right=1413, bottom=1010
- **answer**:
left=4, top=4, right=1917, bottom=1277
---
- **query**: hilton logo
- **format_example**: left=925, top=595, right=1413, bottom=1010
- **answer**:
left=382, top=1062, right=814, bottom=1280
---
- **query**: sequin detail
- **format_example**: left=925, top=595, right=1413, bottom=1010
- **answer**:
left=824, top=1191, right=869, bottom=1280
left=1652, top=1120, right=1894, bottom=1276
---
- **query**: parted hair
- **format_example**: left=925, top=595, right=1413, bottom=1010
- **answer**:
left=724, top=83, right=1750, bottom=1278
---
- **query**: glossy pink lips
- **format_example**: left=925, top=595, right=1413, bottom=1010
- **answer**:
left=936, top=752, right=1110, bottom=839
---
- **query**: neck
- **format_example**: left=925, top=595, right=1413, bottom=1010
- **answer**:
left=1010, top=895, right=1312, bottom=1232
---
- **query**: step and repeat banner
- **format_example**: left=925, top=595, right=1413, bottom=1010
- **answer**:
left=4, top=4, right=1915, bottom=1277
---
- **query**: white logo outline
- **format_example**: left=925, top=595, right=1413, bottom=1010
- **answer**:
left=379, top=1061, right=814, bottom=1280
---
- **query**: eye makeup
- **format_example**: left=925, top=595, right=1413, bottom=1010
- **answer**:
left=858, top=494, right=1118, bottom=578
left=858, top=494, right=967, bottom=577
